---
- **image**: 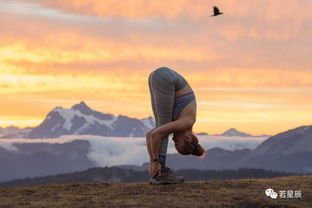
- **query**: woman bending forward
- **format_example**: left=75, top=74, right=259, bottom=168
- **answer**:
left=146, top=66, right=206, bottom=185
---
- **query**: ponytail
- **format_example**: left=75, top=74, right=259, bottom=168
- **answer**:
left=176, top=134, right=207, bottom=158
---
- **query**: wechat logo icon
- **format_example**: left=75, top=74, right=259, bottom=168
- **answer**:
left=265, top=188, right=278, bottom=199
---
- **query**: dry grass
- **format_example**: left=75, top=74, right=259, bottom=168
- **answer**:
left=0, top=175, right=311, bottom=208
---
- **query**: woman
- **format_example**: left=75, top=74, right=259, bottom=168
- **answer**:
left=146, top=66, right=206, bottom=185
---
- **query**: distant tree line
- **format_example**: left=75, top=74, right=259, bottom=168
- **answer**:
left=175, top=168, right=298, bottom=181
left=0, top=167, right=306, bottom=187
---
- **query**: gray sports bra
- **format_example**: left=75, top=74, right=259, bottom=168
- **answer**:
left=172, top=91, right=195, bottom=120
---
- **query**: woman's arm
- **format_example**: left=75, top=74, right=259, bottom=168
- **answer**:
left=148, top=118, right=194, bottom=177
left=149, top=131, right=162, bottom=177
left=147, top=118, right=193, bottom=177
left=149, top=117, right=194, bottom=159
left=152, top=117, right=194, bottom=138
left=146, top=129, right=158, bottom=176
left=145, top=129, right=154, bottom=162
left=150, top=131, right=164, bottom=160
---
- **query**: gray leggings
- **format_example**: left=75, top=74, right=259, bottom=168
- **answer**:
left=148, top=66, right=188, bottom=166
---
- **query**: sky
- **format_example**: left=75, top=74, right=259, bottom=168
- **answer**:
left=0, top=0, right=311, bottom=135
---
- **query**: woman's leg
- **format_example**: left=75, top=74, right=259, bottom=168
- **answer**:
left=148, top=67, right=175, bottom=168
left=148, top=78, right=159, bottom=128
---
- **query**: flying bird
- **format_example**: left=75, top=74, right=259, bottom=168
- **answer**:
left=211, top=6, right=223, bottom=17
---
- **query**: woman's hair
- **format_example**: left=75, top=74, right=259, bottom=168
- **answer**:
left=176, top=134, right=206, bottom=157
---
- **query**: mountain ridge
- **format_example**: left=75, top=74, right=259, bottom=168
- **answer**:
left=1, top=101, right=272, bottom=138
left=26, top=101, right=155, bottom=138
left=215, top=128, right=271, bottom=137
left=163, top=124, right=312, bottom=173
left=0, top=124, right=311, bottom=182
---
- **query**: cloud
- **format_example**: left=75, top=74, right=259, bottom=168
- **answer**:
left=2, top=1, right=312, bottom=77
left=1, top=0, right=312, bottom=134
left=24, top=0, right=312, bottom=23
left=0, top=135, right=266, bottom=166
left=26, top=0, right=213, bottom=20
left=22, top=0, right=312, bottom=43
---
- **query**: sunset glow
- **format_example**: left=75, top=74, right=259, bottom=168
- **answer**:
left=1, top=0, right=311, bottom=135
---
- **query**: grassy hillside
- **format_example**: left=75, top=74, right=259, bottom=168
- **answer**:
left=0, top=167, right=296, bottom=187
left=0, top=175, right=311, bottom=208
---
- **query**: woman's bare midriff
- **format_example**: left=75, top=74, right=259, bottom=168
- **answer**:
left=175, top=84, right=197, bottom=122
left=175, top=84, right=193, bottom=97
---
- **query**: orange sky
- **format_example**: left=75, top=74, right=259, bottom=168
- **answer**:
left=0, top=0, right=312, bottom=135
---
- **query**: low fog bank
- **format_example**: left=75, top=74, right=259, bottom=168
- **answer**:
left=0, top=135, right=267, bottom=167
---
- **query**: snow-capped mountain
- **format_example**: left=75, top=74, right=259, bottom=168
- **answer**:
left=218, top=128, right=252, bottom=137
left=216, top=128, right=271, bottom=137
left=196, top=132, right=209, bottom=136
left=26, top=101, right=155, bottom=138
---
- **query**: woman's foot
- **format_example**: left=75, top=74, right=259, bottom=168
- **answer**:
left=149, top=166, right=184, bottom=185
left=161, top=167, right=185, bottom=180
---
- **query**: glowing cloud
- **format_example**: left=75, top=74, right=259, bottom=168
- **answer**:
left=0, top=0, right=311, bottom=134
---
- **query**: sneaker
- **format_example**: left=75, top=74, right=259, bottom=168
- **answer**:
left=149, top=167, right=185, bottom=185
left=162, top=167, right=185, bottom=182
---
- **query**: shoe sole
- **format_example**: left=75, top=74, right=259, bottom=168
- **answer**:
left=149, top=178, right=184, bottom=185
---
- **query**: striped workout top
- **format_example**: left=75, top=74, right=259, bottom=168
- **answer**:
left=172, top=91, right=195, bottom=121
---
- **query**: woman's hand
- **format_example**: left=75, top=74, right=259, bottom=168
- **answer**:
left=148, top=162, right=153, bottom=175
left=149, top=161, right=161, bottom=177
